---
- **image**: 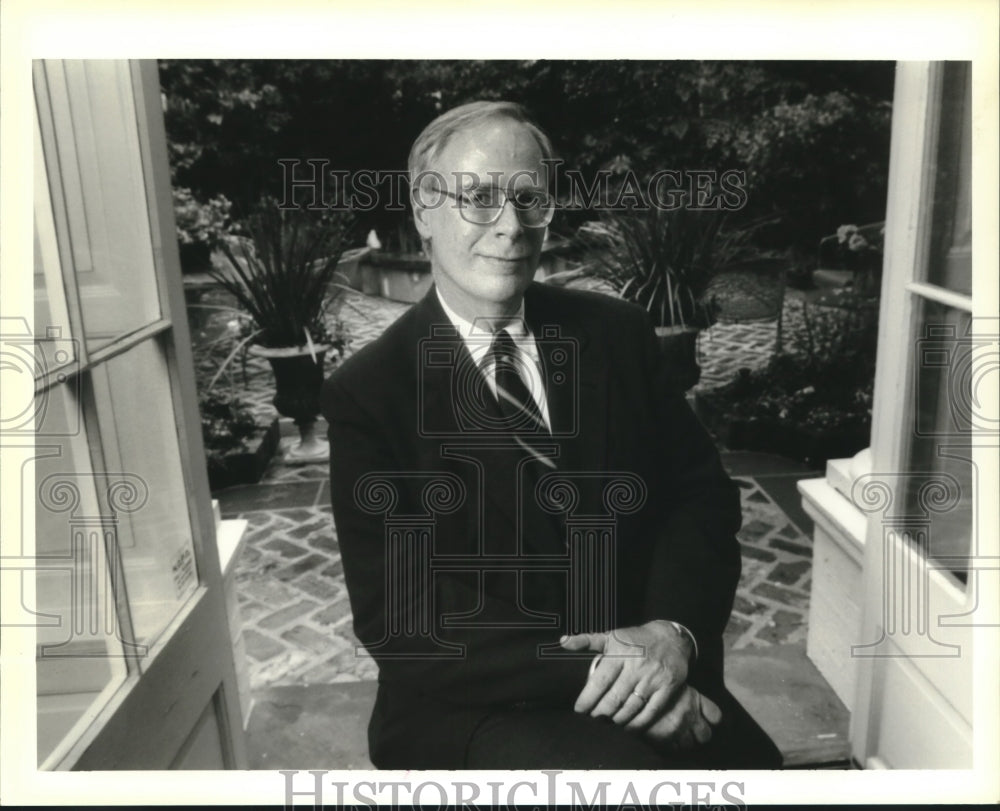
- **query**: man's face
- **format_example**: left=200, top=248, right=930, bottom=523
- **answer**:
left=414, top=118, right=548, bottom=319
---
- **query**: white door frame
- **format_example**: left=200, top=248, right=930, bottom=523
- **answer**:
left=851, top=60, right=996, bottom=770
left=30, top=59, right=247, bottom=770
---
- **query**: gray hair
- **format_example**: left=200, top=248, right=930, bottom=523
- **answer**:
left=407, top=100, right=555, bottom=197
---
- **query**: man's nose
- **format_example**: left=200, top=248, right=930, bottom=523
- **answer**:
left=491, top=196, right=525, bottom=237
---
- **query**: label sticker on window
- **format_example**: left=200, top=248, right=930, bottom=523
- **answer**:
left=171, top=547, right=195, bottom=598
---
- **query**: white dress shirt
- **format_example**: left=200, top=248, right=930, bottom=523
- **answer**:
left=435, top=288, right=552, bottom=432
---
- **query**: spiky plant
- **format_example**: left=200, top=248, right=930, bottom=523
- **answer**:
left=213, top=198, right=353, bottom=349
left=580, top=204, right=773, bottom=329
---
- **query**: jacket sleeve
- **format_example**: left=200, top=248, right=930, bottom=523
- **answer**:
left=323, top=373, right=592, bottom=708
left=635, top=312, right=743, bottom=665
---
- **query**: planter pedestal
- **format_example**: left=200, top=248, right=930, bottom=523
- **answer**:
left=284, top=417, right=329, bottom=464
left=249, top=344, right=331, bottom=465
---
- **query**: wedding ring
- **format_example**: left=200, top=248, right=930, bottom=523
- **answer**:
left=631, top=689, right=647, bottom=703
left=588, top=653, right=604, bottom=677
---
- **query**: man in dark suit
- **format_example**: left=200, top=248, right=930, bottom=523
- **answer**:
left=322, top=100, right=780, bottom=770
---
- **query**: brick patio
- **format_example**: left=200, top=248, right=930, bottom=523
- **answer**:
left=223, top=469, right=812, bottom=691
left=209, top=282, right=815, bottom=691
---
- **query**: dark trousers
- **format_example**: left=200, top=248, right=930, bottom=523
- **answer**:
left=464, top=690, right=782, bottom=770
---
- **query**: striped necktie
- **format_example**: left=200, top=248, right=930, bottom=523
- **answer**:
left=488, top=330, right=563, bottom=562
left=490, top=329, right=548, bottom=435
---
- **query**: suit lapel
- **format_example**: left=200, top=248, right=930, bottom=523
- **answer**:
left=525, top=284, right=608, bottom=481
left=411, top=288, right=464, bottom=438
left=411, top=288, right=527, bottom=552
left=412, top=283, right=610, bottom=549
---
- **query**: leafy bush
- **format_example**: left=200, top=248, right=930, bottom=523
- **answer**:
left=158, top=59, right=893, bottom=259
left=199, top=388, right=259, bottom=469
left=703, top=292, right=878, bottom=434
left=734, top=90, right=892, bottom=256
left=173, top=186, right=233, bottom=248
left=190, top=316, right=262, bottom=469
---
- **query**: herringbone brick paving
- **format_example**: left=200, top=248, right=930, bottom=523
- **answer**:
left=230, top=476, right=811, bottom=689
left=208, top=284, right=813, bottom=690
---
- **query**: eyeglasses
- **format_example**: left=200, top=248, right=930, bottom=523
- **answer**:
left=438, top=186, right=555, bottom=228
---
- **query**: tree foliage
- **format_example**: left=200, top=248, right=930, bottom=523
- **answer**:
left=158, top=59, right=893, bottom=263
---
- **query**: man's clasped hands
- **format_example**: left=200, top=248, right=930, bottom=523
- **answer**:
left=559, top=620, right=723, bottom=750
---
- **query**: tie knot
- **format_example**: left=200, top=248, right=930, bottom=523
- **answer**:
left=491, top=328, right=517, bottom=360
left=486, top=328, right=548, bottom=435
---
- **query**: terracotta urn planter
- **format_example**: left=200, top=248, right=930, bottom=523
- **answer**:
left=248, top=344, right=331, bottom=463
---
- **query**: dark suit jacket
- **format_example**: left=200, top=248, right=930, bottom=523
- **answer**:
left=321, top=282, right=742, bottom=769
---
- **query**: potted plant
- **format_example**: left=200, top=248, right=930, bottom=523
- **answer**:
left=198, top=387, right=278, bottom=490
left=816, top=221, right=885, bottom=298
left=579, top=203, right=775, bottom=390
left=211, top=198, right=352, bottom=463
left=698, top=291, right=878, bottom=468
left=191, top=313, right=284, bottom=488
left=173, top=186, right=233, bottom=274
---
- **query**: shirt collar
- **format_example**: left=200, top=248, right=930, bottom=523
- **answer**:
left=436, top=287, right=530, bottom=339
left=435, top=287, right=538, bottom=363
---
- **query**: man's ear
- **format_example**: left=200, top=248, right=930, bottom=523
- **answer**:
left=412, top=202, right=433, bottom=243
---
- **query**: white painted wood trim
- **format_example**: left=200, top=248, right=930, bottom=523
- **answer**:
left=798, top=478, right=867, bottom=565
left=218, top=520, right=248, bottom=579
left=214, top=496, right=248, bottom=581
left=826, top=448, right=873, bottom=503
left=852, top=60, right=942, bottom=766
left=904, top=281, right=973, bottom=312
left=212, top=500, right=252, bottom=729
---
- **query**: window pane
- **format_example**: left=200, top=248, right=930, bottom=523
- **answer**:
left=35, top=382, right=128, bottom=767
left=906, top=300, right=974, bottom=583
left=34, top=228, right=74, bottom=368
left=90, top=339, right=199, bottom=647
left=923, top=62, right=971, bottom=296
left=39, top=59, right=161, bottom=352
left=34, top=106, right=77, bottom=379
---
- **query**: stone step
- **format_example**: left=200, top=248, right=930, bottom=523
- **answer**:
left=725, top=641, right=851, bottom=767
left=247, top=642, right=852, bottom=772
left=247, top=681, right=375, bottom=769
